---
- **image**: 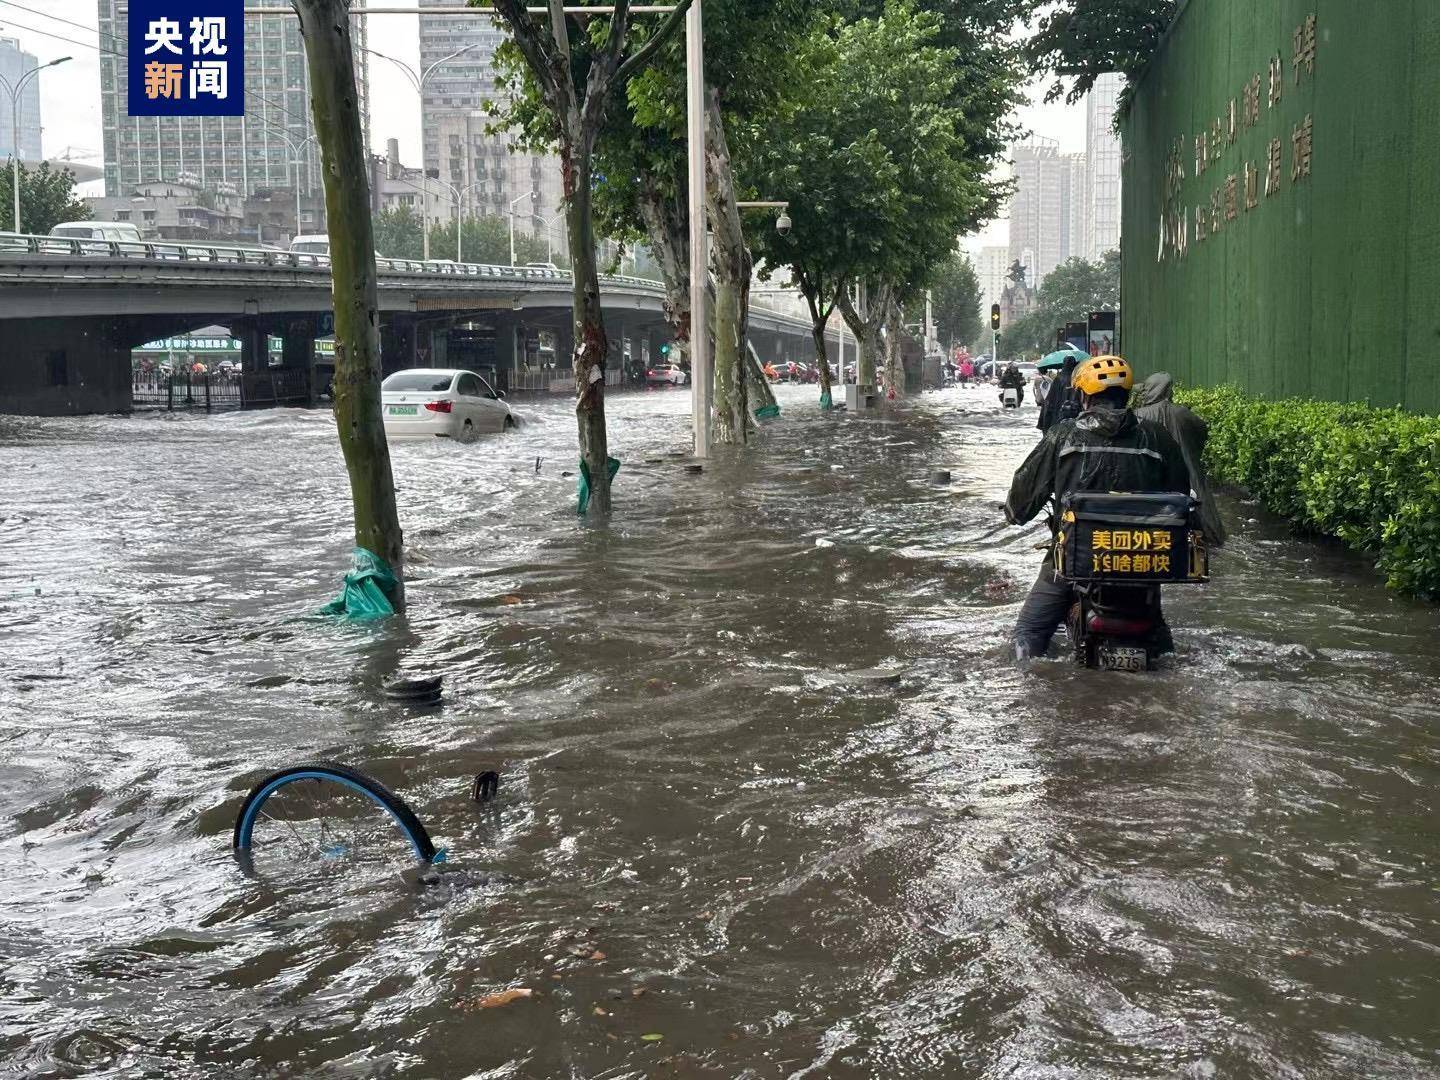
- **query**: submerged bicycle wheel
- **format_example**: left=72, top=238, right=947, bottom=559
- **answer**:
left=232, top=762, right=442, bottom=877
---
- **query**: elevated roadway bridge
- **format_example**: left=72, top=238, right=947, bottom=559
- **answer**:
left=0, top=235, right=834, bottom=415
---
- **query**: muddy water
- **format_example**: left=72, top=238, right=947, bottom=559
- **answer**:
left=2, top=385, right=1438, bottom=1079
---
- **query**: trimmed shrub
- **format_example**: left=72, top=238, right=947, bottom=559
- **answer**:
left=1176, top=386, right=1440, bottom=600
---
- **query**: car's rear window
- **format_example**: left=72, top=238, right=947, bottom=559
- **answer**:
left=383, top=372, right=453, bottom=392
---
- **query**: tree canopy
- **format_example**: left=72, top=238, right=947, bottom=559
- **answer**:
left=1, top=162, right=87, bottom=234
left=748, top=5, right=988, bottom=312
left=1025, top=0, right=1179, bottom=106
left=925, top=252, right=983, bottom=352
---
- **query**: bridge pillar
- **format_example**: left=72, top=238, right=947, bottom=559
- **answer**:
left=379, top=317, right=419, bottom=377
left=280, top=317, right=318, bottom=405
left=0, top=316, right=133, bottom=416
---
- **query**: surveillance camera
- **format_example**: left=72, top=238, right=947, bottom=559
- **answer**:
left=775, top=211, right=792, bottom=237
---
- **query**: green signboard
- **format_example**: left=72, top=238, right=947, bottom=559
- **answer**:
left=1121, top=0, right=1440, bottom=412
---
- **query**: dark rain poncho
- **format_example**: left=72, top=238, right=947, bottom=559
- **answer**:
left=1037, top=357, right=1082, bottom=433
left=1134, top=373, right=1227, bottom=546
left=1005, top=405, right=1191, bottom=528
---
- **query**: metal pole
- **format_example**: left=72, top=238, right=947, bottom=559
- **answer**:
left=422, top=174, right=430, bottom=261
left=293, top=157, right=302, bottom=241
left=509, top=210, right=515, bottom=265
left=10, top=116, right=18, bottom=233
left=924, top=289, right=934, bottom=355
left=685, top=0, right=708, bottom=457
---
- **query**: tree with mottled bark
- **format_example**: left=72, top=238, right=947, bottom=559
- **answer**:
left=293, top=0, right=405, bottom=608
left=498, top=0, right=814, bottom=443
left=487, top=0, right=692, bottom=515
left=749, top=6, right=988, bottom=406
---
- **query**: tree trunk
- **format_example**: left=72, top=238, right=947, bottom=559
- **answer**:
left=744, top=341, right=777, bottom=413
left=704, top=91, right=749, bottom=445
left=883, top=298, right=905, bottom=399
left=636, top=173, right=691, bottom=372
left=294, top=0, right=404, bottom=608
left=811, top=321, right=832, bottom=398
left=564, top=144, right=613, bottom=516
left=798, top=274, right=838, bottom=409
left=836, top=280, right=891, bottom=391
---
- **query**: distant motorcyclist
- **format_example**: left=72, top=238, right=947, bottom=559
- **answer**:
left=1135, top=372, right=1227, bottom=547
left=1004, top=355, right=1190, bottom=659
left=998, top=362, right=1025, bottom=406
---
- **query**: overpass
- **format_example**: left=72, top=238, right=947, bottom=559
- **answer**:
left=0, top=235, right=837, bottom=415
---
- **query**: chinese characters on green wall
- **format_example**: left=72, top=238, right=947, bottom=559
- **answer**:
left=1159, top=13, right=1318, bottom=262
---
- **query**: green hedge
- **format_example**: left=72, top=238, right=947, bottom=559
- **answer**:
left=1174, top=385, right=1440, bottom=600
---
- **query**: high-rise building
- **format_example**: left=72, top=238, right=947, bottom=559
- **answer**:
left=0, top=36, right=43, bottom=162
left=975, top=244, right=1010, bottom=317
left=97, top=0, right=370, bottom=234
left=418, top=0, right=566, bottom=254
left=1008, top=139, right=1088, bottom=288
left=1085, top=73, right=1123, bottom=261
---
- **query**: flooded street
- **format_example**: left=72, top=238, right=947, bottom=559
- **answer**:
left=2, top=384, right=1439, bottom=1079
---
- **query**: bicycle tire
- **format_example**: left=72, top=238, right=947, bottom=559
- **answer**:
left=232, top=761, right=439, bottom=863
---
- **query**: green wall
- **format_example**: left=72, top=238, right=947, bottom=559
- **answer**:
left=1120, top=0, right=1440, bottom=412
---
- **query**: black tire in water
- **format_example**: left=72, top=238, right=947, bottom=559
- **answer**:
left=232, top=761, right=438, bottom=864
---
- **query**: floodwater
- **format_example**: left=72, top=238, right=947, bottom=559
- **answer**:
left=2, top=384, right=1438, bottom=1079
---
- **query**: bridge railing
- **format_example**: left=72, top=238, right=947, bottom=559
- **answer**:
left=0, top=232, right=646, bottom=284
left=0, top=232, right=810, bottom=324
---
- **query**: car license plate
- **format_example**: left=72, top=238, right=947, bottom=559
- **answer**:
left=1098, top=645, right=1147, bottom=672
left=388, top=405, right=417, bottom=416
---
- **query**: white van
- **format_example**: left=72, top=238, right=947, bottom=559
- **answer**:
left=289, top=234, right=330, bottom=256
left=50, top=221, right=143, bottom=243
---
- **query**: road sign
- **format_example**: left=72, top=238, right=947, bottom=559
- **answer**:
left=128, top=1, right=244, bottom=117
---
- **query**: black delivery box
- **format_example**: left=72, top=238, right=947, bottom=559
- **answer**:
left=1054, top=492, right=1208, bottom=584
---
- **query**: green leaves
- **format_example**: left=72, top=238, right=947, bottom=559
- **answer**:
left=0, top=161, right=87, bottom=235
left=1177, top=385, right=1440, bottom=600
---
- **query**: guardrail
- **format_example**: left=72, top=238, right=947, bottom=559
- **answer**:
left=0, top=232, right=817, bottom=326
left=0, top=232, right=657, bottom=289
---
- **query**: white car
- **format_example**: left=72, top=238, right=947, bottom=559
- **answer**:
left=645, top=363, right=689, bottom=386
left=381, top=368, right=515, bottom=439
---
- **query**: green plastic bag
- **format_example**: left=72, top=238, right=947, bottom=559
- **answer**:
left=578, top=456, right=621, bottom=515
left=319, top=547, right=398, bottom=620
left=819, top=390, right=833, bottom=411
left=754, top=403, right=781, bottom=421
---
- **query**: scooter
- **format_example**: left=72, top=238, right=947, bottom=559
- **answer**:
left=1052, top=491, right=1208, bottom=672
left=1000, top=387, right=1020, bottom=408
left=1065, top=581, right=1167, bottom=671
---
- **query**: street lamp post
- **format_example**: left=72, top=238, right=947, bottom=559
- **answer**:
left=506, top=190, right=537, bottom=266
left=365, top=43, right=483, bottom=262
left=534, top=211, right=564, bottom=265
left=267, top=127, right=318, bottom=241
left=685, top=0, right=708, bottom=457
left=0, top=55, right=71, bottom=233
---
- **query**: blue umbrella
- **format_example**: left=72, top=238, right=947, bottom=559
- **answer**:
left=1037, top=347, right=1086, bottom=371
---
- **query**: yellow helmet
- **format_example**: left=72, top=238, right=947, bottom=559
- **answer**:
left=1072, top=354, right=1133, bottom=395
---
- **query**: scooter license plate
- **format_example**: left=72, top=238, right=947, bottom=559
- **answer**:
left=1098, top=645, right=1147, bottom=672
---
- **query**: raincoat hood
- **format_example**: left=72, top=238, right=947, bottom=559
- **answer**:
left=1138, top=372, right=1175, bottom=407
left=1075, top=404, right=1138, bottom=439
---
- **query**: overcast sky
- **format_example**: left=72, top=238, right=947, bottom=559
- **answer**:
left=9, top=0, right=1087, bottom=251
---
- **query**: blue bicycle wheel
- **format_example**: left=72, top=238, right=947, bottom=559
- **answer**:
left=233, top=762, right=441, bottom=873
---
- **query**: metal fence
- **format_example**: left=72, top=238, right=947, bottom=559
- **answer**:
left=131, top=370, right=310, bottom=410
left=132, top=372, right=243, bottom=410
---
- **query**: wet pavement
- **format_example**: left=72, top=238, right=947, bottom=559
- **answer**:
left=2, top=383, right=1439, bottom=1078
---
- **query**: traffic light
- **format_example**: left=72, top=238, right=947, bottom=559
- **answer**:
left=659, top=342, right=671, bottom=358
left=990, top=303, right=1001, bottom=331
